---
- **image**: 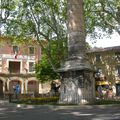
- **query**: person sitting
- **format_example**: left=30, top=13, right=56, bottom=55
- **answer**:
left=106, top=87, right=113, bottom=99
left=97, top=85, right=103, bottom=99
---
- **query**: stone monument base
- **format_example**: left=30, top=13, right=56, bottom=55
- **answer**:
left=58, top=57, right=95, bottom=104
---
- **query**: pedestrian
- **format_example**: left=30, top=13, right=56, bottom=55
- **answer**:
left=97, top=85, right=103, bottom=99
left=13, top=85, right=16, bottom=93
left=15, top=83, right=21, bottom=99
left=112, top=85, right=116, bottom=97
left=107, top=87, right=113, bottom=99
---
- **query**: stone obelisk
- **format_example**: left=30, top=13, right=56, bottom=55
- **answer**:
left=58, top=0, right=95, bottom=104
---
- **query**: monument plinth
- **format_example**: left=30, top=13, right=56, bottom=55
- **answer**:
left=58, top=0, right=95, bottom=104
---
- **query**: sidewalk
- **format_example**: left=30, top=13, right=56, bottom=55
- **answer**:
left=0, top=99, right=9, bottom=105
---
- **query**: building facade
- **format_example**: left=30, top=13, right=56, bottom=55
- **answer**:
left=0, top=36, right=50, bottom=96
left=2, top=36, right=120, bottom=97
left=87, top=46, right=120, bottom=96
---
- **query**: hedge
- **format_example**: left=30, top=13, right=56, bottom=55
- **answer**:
left=17, top=96, right=59, bottom=104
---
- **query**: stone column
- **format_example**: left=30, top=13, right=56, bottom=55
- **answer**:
left=58, top=0, right=95, bottom=104
left=67, top=0, right=86, bottom=58
left=26, top=80, right=28, bottom=93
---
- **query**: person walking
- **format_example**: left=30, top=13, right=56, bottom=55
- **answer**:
left=15, top=83, right=21, bottom=100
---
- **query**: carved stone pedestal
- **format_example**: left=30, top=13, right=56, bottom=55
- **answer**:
left=58, top=57, right=95, bottom=104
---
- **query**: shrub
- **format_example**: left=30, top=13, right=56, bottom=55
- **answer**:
left=95, top=99, right=120, bottom=105
left=18, top=96, right=59, bottom=104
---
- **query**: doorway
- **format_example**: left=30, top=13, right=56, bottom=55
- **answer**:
left=27, top=81, right=39, bottom=93
left=9, top=80, right=21, bottom=93
left=0, top=80, right=3, bottom=96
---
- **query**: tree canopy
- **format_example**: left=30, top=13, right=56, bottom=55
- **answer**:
left=0, top=0, right=67, bottom=41
left=1, top=0, right=120, bottom=38
left=84, top=0, right=120, bottom=39
left=35, top=40, right=67, bottom=82
left=0, top=0, right=120, bottom=81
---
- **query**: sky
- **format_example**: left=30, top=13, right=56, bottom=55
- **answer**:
left=86, top=32, right=120, bottom=48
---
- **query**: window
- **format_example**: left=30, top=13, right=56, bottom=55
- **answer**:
left=115, top=52, right=120, bottom=61
left=29, top=62, right=35, bottom=72
left=13, top=46, right=18, bottom=53
left=95, top=54, right=101, bottom=62
left=9, top=61, right=20, bottom=73
left=29, top=47, right=35, bottom=55
left=115, top=66, right=120, bottom=76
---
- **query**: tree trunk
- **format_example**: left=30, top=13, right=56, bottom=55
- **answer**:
left=58, top=0, right=95, bottom=104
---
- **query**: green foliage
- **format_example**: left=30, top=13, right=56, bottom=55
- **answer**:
left=19, top=96, right=59, bottom=104
left=0, top=0, right=18, bottom=34
left=35, top=40, right=67, bottom=82
left=95, top=99, right=120, bottom=105
left=2, top=0, right=67, bottom=41
left=0, top=35, right=38, bottom=46
left=1, top=0, right=120, bottom=38
left=84, top=0, right=120, bottom=38
left=35, top=54, right=60, bottom=82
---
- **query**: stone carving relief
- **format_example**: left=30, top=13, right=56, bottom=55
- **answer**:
left=59, top=70, right=94, bottom=104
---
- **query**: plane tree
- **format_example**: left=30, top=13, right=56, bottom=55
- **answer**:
left=84, top=0, right=120, bottom=39
left=0, top=0, right=120, bottom=81
left=1, top=0, right=120, bottom=37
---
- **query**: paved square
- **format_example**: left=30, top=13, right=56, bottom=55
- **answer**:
left=0, top=100, right=120, bottom=120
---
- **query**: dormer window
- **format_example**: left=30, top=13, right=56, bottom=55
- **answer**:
left=29, top=47, right=35, bottom=55
left=95, top=54, right=101, bottom=62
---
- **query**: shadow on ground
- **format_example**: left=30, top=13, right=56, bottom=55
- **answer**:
left=0, top=102, right=120, bottom=120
